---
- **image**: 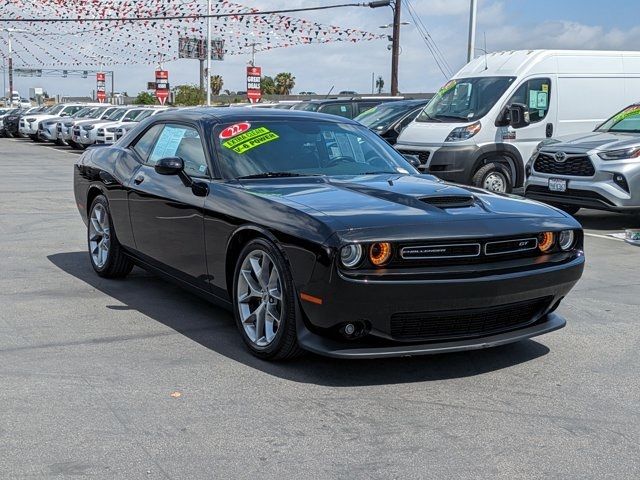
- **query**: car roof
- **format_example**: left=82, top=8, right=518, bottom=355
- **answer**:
left=151, top=107, right=361, bottom=125
left=295, top=98, right=405, bottom=105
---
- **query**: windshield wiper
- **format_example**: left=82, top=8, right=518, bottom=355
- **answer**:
left=362, top=171, right=398, bottom=175
left=435, top=114, right=472, bottom=121
left=236, top=172, right=323, bottom=180
left=420, top=112, right=442, bottom=122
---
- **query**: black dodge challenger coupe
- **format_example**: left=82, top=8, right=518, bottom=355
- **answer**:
left=74, top=108, right=584, bottom=360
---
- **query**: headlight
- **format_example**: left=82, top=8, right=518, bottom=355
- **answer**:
left=340, top=244, right=363, bottom=268
left=83, top=125, right=95, bottom=130
left=538, top=232, right=555, bottom=253
left=597, top=147, right=640, bottom=160
left=106, top=127, right=117, bottom=132
left=558, top=230, right=575, bottom=251
left=369, top=242, right=392, bottom=266
left=26, top=118, right=36, bottom=122
left=64, top=122, right=73, bottom=127
left=445, top=121, right=481, bottom=142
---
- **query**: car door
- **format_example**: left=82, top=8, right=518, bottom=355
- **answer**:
left=498, top=77, right=556, bottom=162
left=127, top=122, right=210, bottom=288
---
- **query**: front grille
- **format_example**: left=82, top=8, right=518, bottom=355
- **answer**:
left=420, top=195, right=475, bottom=208
left=534, top=153, right=595, bottom=176
left=525, top=185, right=615, bottom=207
left=400, top=149, right=430, bottom=165
left=390, top=297, right=552, bottom=340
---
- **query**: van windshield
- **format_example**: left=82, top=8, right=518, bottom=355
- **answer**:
left=416, top=76, right=515, bottom=123
left=596, top=104, right=640, bottom=133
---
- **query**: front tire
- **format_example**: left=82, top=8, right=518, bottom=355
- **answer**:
left=232, top=238, right=302, bottom=360
left=472, top=162, right=512, bottom=193
left=88, top=195, right=134, bottom=278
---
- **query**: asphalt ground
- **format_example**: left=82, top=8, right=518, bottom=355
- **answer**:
left=1, top=137, right=639, bottom=479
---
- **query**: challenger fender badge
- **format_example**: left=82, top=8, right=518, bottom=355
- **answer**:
left=219, top=122, right=251, bottom=140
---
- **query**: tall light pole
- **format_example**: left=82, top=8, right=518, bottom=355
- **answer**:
left=206, top=0, right=212, bottom=106
left=390, top=0, right=401, bottom=96
left=467, top=0, right=478, bottom=63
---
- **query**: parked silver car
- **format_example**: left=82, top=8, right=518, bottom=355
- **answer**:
left=525, top=103, right=640, bottom=214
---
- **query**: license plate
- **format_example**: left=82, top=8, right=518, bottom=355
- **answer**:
left=548, top=178, right=567, bottom=192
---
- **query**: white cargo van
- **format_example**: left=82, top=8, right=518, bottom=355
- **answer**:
left=396, top=50, right=640, bottom=192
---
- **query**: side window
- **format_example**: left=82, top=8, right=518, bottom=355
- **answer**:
left=357, top=102, right=379, bottom=115
left=508, top=78, right=551, bottom=123
left=320, top=103, right=352, bottom=118
left=148, top=124, right=209, bottom=178
left=132, top=124, right=164, bottom=162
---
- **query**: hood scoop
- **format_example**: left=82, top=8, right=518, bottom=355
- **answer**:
left=419, top=195, right=476, bottom=209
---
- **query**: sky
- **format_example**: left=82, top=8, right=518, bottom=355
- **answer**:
left=4, top=0, right=640, bottom=99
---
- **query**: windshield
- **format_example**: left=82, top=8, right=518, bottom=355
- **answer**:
left=48, top=104, right=65, bottom=115
left=87, top=107, right=107, bottom=119
left=133, top=110, right=154, bottom=122
left=355, top=102, right=420, bottom=130
left=72, top=107, right=91, bottom=118
left=292, top=102, right=320, bottom=112
left=123, top=109, right=146, bottom=121
left=416, top=76, right=516, bottom=123
left=214, top=120, right=417, bottom=179
left=596, top=104, right=640, bottom=133
left=105, top=109, right=126, bottom=121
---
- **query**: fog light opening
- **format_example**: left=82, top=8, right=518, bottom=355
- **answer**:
left=613, top=174, right=630, bottom=193
left=339, top=321, right=370, bottom=339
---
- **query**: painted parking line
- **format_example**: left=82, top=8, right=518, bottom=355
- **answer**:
left=584, top=232, right=625, bottom=242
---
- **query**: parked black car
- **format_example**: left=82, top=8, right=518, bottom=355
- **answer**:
left=3, top=106, right=47, bottom=138
left=0, top=108, right=22, bottom=137
left=354, top=99, right=431, bottom=145
left=74, top=108, right=584, bottom=360
left=292, top=97, right=404, bottom=119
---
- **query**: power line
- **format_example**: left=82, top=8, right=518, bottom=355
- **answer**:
left=0, top=2, right=384, bottom=23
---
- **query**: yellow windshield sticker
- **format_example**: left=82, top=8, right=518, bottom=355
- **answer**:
left=438, top=80, right=457, bottom=96
left=612, top=106, right=640, bottom=124
left=222, top=127, right=279, bottom=154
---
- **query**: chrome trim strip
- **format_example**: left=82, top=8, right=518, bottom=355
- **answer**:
left=484, top=237, right=538, bottom=256
left=400, top=243, right=481, bottom=260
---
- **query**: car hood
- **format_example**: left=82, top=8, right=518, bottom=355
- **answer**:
left=238, top=174, right=573, bottom=242
left=543, top=131, right=640, bottom=153
left=396, top=120, right=459, bottom=145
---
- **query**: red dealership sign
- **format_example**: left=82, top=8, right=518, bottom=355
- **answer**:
left=246, top=66, right=261, bottom=103
left=155, top=70, right=169, bottom=105
left=96, top=72, right=106, bottom=103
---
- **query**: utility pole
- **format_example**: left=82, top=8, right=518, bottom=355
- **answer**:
left=467, top=0, right=478, bottom=63
left=390, top=0, right=401, bottom=96
left=199, top=59, right=205, bottom=92
left=206, top=0, right=212, bottom=106
left=7, top=32, right=14, bottom=104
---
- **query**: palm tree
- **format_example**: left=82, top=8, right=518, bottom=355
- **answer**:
left=274, top=72, right=296, bottom=95
left=210, top=75, right=224, bottom=96
left=376, top=76, right=384, bottom=94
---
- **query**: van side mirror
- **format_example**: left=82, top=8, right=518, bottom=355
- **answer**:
left=495, top=107, right=510, bottom=127
left=509, top=103, right=530, bottom=129
left=403, top=154, right=421, bottom=169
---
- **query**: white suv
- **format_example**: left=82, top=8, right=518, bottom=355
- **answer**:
left=23, top=104, right=100, bottom=141
left=72, top=107, right=143, bottom=147
left=59, top=106, right=118, bottom=148
left=97, top=107, right=168, bottom=144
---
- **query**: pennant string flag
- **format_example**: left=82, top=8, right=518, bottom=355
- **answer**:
left=0, top=0, right=385, bottom=67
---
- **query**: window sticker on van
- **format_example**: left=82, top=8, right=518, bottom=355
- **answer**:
left=222, top=127, right=279, bottom=154
left=541, top=84, right=549, bottom=93
left=529, top=91, right=548, bottom=110
left=438, top=80, right=457, bottom=96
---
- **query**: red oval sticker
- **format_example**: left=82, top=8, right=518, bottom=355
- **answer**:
left=219, top=122, right=251, bottom=140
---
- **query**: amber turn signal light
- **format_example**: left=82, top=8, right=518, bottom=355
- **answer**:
left=538, top=232, right=555, bottom=253
left=369, top=242, right=392, bottom=266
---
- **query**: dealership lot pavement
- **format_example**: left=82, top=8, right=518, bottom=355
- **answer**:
left=1, top=138, right=639, bottom=479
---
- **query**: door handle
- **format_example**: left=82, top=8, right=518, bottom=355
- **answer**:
left=133, top=175, right=145, bottom=185
left=545, top=123, right=554, bottom=138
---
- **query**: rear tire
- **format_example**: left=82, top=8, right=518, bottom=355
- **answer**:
left=87, top=195, right=134, bottom=278
left=232, top=238, right=303, bottom=360
left=55, top=138, right=67, bottom=147
left=28, top=134, right=40, bottom=142
left=472, top=162, right=512, bottom=193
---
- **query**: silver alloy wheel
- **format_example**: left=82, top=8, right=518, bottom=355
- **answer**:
left=236, top=249, right=283, bottom=347
left=89, top=203, right=111, bottom=268
left=483, top=172, right=507, bottom=193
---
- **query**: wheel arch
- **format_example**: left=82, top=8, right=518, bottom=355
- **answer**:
left=472, top=144, right=525, bottom=188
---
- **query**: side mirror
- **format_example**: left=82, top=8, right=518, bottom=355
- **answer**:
left=155, top=157, right=184, bottom=175
left=495, top=106, right=510, bottom=127
left=403, top=154, right=421, bottom=169
left=60, top=113, right=68, bottom=117
left=509, top=103, right=530, bottom=129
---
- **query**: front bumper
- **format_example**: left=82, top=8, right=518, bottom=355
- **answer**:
left=396, top=144, right=478, bottom=184
left=38, top=125, right=57, bottom=141
left=298, top=312, right=566, bottom=358
left=525, top=155, right=640, bottom=211
left=73, top=128, right=97, bottom=145
left=296, top=253, right=584, bottom=358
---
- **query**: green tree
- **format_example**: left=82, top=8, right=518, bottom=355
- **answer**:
left=135, top=91, right=156, bottom=105
left=260, top=76, right=276, bottom=95
left=274, top=72, right=296, bottom=95
left=210, top=75, right=224, bottom=96
left=174, top=84, right=205, bottom=106
left=375, top=76, right=385, bottom=94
